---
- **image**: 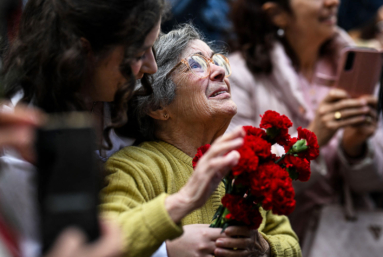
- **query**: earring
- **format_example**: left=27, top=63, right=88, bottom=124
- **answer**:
left=163, top=113, right=168, bottom=119
left=277, top=28, right=285, bottom=37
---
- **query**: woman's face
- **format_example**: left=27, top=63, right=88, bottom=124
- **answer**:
left=90, top=20, right=161, bottom=102
left=167, top=40, right=237, bottom=125
left=131, top=20, right=161, bottom=79
left=286, top=0, right=339, bottom=43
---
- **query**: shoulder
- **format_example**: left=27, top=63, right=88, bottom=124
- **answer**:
left=105, top=141, right=182, bottom=177
left=228, top=51, right=248, bottom=76
left=107, top=141, right=167, bottom=168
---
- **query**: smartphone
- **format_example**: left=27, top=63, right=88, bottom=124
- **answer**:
left=335, top=47, right=383, bottom=97
left=35, top=113, right=100, bottom=254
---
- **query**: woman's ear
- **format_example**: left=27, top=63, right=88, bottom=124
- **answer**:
left=262, top=2, right=290, bottom=29
left=148, top=108, right=170, bottom=121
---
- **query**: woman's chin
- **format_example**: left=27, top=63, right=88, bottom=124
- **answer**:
left=217, top=100, right=238, bottom=117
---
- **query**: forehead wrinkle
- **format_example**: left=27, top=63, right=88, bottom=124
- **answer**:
left=182, top=40, right=213, bottom=59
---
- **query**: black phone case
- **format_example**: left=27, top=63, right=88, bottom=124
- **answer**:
left=36, top=127, right=100, bottom=253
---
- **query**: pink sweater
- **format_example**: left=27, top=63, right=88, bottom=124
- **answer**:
left=227, top=34, right=383, bottom=243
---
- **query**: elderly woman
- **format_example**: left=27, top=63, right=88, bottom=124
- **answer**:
left=100, top=24, right=301, bottom=257
left=227, top=0, right=383, bottom=249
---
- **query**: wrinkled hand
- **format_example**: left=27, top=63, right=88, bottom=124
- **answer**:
left=215, top=226, right=270, bottom=257
left=165, top=127, right=245, bottom=223
left=0, top=104, right=43, bottom=162
left=308, top=89, right=371, bottom=147
left=167, top=224, right=223, bottom=257
left=341, top=95, right=378, bottom=157
left=45, top=219, right=124, bottom=257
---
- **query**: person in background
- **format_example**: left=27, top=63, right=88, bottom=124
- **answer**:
left=101, top=24, right=301, bottom=257
left=338, top=0, right=383, bottom=49
left=227, top=0, right=383, bottom=252
left=0, top=0, right=165, bottom=256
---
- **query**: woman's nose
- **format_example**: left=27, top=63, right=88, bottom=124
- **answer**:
left=324, top=0, right=339, bottom=7
left=142, top=49, right=158, bottom=75
left=209, top=63, right=225, bottom=82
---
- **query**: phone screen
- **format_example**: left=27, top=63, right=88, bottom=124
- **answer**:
left=35, top=113, right=100, bottom=253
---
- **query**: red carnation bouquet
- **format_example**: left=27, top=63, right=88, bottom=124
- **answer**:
left=192, top=110, right=319, bottom=231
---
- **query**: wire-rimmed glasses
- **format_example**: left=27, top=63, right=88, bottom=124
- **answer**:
left=166, top=53, right=232, bottom=79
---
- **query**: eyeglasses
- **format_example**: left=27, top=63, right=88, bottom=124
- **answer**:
left=166, top=53, right=232, bottom=79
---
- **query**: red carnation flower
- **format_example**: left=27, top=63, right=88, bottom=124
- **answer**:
left=259, top=111, right=293, bottom=146
left=284, top=155, right=311, bottom=182
left=267, top=165, right=295, bottom=215
left=245, top=135, right=272, bottom=159
left=243, top=126, right=267, bottom=139
left=260, top=111, right=293, bottom=130
left=297, top=127, right=319, bottom=160
left=249, top=162, right=278, bottom=203
left=232, top=145, right=259, bottom=176
left=222, top=194, right=263, bottom=229
left=270, top=178, right=296, bottom=215
left=249, top=161, right=295, bottom=216
left=192, top=144, right=210, bottom=168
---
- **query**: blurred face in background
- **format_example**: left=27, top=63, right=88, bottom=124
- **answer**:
left=285, top=0, right=339, bottom=45
left=130, top=19, right=161, bottom=79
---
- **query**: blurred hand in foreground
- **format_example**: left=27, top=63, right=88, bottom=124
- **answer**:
left=0, top=103, right=43, bottom=162
left=45, top=219, right=124, bottom=257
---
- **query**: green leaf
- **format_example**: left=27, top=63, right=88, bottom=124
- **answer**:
left=212, top=205, right=224, bottom=221
left=221, top=222, right=230, bottom=233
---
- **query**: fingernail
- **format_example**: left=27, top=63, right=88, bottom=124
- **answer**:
left=360, top=99, right=367, bottom=105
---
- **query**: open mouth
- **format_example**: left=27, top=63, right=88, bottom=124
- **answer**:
left=210, top=91, right=227, bottom=97
left=319, top=13, right=336, bottom=23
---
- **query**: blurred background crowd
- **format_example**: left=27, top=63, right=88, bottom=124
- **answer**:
left=1, top=0, right=383, bottom=257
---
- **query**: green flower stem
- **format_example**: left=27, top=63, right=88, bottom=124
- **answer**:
left=275, top=154, right=286, bottom=164
left=210, top=206, right=226, bottom=228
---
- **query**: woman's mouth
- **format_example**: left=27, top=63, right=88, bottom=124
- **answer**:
left=211, top=91, right=227, bottom=97
left=319, top=14, right=337, bottom=25
left=209, top=88, right=230, bottom=99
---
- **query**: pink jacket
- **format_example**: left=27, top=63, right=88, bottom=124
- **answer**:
left=227, top=33, right=383, bottom=242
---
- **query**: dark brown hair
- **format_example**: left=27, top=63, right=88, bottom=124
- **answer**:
left=2, top=0, right=166, bottom=148
left=230, top=0, right=341, bottom=75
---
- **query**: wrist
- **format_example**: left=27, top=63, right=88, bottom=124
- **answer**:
left=165, top=192, right=194, bottom=224
left=341, top=139, right=367, bottom=158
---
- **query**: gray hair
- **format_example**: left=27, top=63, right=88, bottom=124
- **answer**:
left=133, top=23, right=206, bottom=140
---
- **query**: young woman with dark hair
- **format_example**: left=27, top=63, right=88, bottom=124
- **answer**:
left=0, top=0, right=166, bottom=256
left=227, top=0, right=383, bottom=251
left=3, top=0, right=165, bottom=151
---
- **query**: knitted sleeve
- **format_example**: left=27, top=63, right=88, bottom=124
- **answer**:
left=100, top=154, right=183, bottom=257
left=260, top=211, right=302, bottom=257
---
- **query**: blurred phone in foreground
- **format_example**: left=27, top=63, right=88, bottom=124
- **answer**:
left=35, top=113, right=100, bottom=254
left=335, top=47, right=382, bottom=97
